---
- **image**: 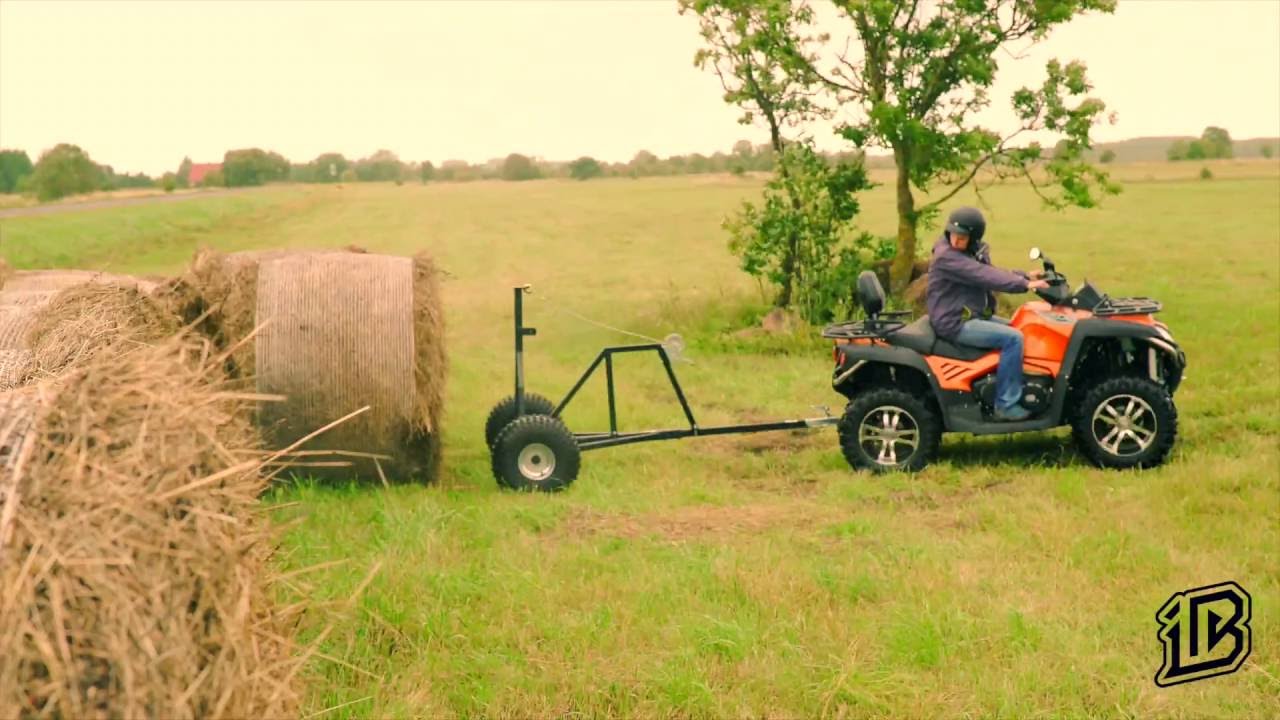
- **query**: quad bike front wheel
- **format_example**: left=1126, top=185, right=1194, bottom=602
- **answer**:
left=491, top=414, right=581, bottom=492
left=484, top=392, right=556, bottom=448
left=1073, top=376, right=1177, bottom=469
left=838, top=388, right=942, bottom=473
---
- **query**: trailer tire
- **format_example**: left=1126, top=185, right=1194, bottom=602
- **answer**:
left=485, top=392, right=557, bottom=448
left=491, top=414, right=581, bottom=492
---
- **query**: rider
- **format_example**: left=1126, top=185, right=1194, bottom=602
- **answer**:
left=926, top=206, right=1049, bottom=421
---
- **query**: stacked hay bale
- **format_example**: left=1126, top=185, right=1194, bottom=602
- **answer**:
left=22, top=283, right=178, bottom=380
left=164, top=248, right=447, bottom=483
left=0, top=336, right=301, bottom=718
left=0, top=271, right=169, bottom=390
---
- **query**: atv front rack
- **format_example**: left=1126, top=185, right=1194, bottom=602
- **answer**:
left=1092, top=296, right=1162, bottom=316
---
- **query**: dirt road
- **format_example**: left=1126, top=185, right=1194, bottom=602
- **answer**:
left=0, top=188, right=253, bottom=219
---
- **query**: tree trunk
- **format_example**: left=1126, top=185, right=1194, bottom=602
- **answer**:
left=890, top=144, right=918, bottom=295
left=769, top=119, right=798, bottom=309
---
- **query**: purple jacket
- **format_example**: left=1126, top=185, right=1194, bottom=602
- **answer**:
left=926, top=235, right=1029, bottom=340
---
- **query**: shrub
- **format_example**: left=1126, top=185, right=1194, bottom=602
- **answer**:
left=1199, top=167, right=1213, bottom=180
left=724, top=143, right=884, bottom=323
left=501, top=154, right=540, bottom=181
left=222, top=148, right=289, bottom=187
left=568, top=156, right=603, bottom=181
left=0, top=149, right=34, bottom=193
left=29, top=144, right=103, bottom=201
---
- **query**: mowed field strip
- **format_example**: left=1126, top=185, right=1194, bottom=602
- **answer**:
left=2, top=160, right=1277, bottom=717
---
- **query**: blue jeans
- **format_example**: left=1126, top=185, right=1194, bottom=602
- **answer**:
left=956, top=318, right=1024, bottom=412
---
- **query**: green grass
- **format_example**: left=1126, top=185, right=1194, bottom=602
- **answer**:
left=3, top=168, right=1278, bottom=717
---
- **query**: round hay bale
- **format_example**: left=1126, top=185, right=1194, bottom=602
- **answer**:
left=904, top=273, right=930, bottom=317
left=23, top=282, right=179, bottom=380
left=0, top=269, right=157, bottom=296
left=0, top=337, right=300, bottom=718
left=165, top=248, right=446, bottom=483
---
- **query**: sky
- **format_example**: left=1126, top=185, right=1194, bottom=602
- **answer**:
left=1, top=0, right=1277, bottom=176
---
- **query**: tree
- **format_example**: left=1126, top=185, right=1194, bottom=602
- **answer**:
left=222, top=148, right=289, bottom=186
left=438, top=160, right=469, bottom=182
left=1263, top=145, right=1275, bottom=159
left=724, top=143, right=883, bottom=323
left=1167, top=139, right=1189, bottom=161
left=683, top=0, right=824, bottom=154
left=568, top=156, right=603, bottom=180
left=29, top=143, right=103, bottom=201
left=1099, top=149, right=1115, bottom=164
left=777, top=0, right=1120, bottom=292
left=501, top=153, right=540, bottom=181
left=99, top=167, right=155, bottom=190
left=420, top=161, right=435, bottom=183
left=1200, top=126, right=1232, bottom=159
left=354, top=150, right=404, bottom=182
left=684, top=0, right=828, bottom=306
left=0, top=150, right=34, bottom=193
left=311, top=153, right=349, bottom=183
left=177, top=156, right=193, bottom=188
left=628, top=150, right=660, bottom=177
left=200, top=169, right=226, bottom=188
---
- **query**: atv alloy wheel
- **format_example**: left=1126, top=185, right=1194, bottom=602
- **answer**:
left=838, top=388, right=941, bottom=473
left=484, top=392, right=557, bottom=448
left=491, top=414, right=581, bottom=491
left=1073, top=376, right=1177, bottom=469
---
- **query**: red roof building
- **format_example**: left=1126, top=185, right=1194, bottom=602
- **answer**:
left=188, top=163, right=221, bottom=186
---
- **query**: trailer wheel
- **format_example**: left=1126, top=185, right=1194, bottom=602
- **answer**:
left=491, top=414, right=581, bottom=492
left=838, top=388, right=940, bottom=473
left=484, top=392, right=557, bottom=448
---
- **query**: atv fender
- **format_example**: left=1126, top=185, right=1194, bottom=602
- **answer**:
left=833, top=343, right=943, bottom=398
left=1051, top=319, right=1185, bottom=420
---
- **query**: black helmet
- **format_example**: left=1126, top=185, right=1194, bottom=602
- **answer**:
left=945, top=206, right=986, bottom=244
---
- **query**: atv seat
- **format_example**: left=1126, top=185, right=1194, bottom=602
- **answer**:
left=886, top=316, right=991, bottom=362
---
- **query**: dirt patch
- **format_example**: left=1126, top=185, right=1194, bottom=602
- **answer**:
left=558, top=502, right=833, bottom=543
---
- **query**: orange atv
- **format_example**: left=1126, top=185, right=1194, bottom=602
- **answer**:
left=823, top=247, right=1186, bottom=472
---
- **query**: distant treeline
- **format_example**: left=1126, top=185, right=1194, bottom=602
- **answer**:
left=277, top=141, right=808, bottom=185
left=0, top=141, right=866, bottom=202
left=2, top=129, right=1275, bottom=202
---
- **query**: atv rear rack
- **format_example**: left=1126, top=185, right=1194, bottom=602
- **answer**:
left=1092, top=296, right=1162, bottom=316
left=820, top=310, right=912, bottom=340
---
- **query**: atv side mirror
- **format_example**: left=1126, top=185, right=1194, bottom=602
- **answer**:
left=1029, top=247, right=1042, bottom=261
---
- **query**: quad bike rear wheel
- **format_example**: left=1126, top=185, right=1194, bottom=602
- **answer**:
left=491, top=414, right=581, bottom=492
left=838, top=388, right=941, bottom=473
left=1073, top=376, right=1177, bottom=469
left=485, top=392, right=556, bottom=448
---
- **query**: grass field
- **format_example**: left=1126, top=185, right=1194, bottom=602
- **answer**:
left=2, top=160, right=1278, bottom=717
